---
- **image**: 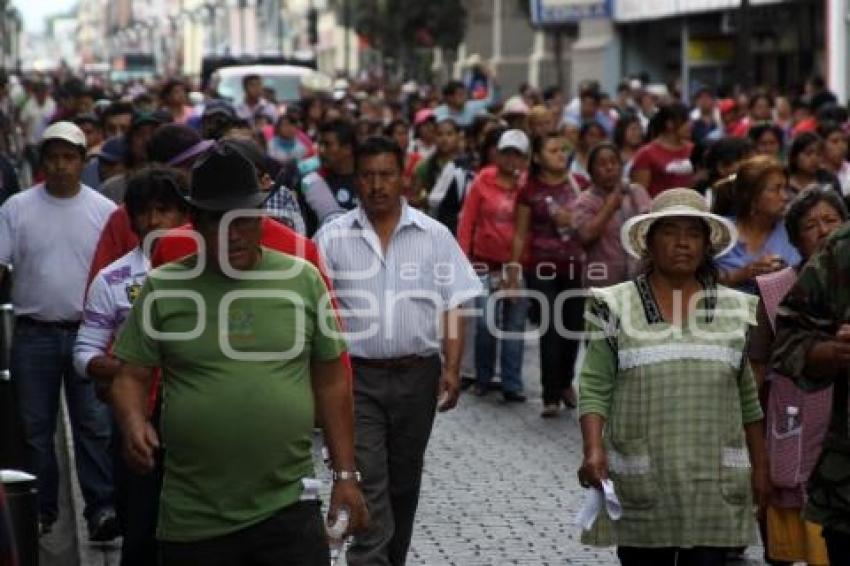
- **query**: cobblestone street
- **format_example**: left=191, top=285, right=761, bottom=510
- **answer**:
left=399, top=336, right=615, bottom=566
left=409, top=379, right=618, bottom=565
left=401, top=341, right=765, bottom=566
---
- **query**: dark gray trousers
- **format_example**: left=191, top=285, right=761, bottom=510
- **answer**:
left=346, top=356, right=440, bottom=566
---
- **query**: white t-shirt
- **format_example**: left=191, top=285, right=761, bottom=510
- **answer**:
left=20, top=97, right=57, bottom=146
left=0, top=183, right=116, bottom=321
left=73, top=246, right=149, bottom=378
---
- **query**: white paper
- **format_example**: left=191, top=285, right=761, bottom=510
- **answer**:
left=300, top=478, right=323, bottom=501
left=575, top=479, right=622, bottom=529
left=0, top=469, right=36, bottom=483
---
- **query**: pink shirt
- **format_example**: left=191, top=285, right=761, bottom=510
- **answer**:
left=573, top=184, right=651, bottom=286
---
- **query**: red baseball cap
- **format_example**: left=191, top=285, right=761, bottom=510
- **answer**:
left=718, top=99, right=737, bottom=114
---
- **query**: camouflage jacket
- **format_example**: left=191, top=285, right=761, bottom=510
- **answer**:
left=773, top=222, right=850, bottom=533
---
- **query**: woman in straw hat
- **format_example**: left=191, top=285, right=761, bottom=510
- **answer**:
left=576, top=188, right=769, bottom=565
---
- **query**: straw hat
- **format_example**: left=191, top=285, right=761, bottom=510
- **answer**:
left=620, top=188, right=737, bottom=259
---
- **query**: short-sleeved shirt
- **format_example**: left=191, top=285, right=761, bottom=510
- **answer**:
left=0, top=183, right=116, bottom=321
left=573, top=184, right=651, bottom=286
left=630, top=140, right=695, bottom=197
left=315, top=202, right=482, bottom=359
left=516, top=175, right=585, bottom=273
left=20, top=96, right=56, bottom=145
left=715, top=219, right=802, bottom=295
left=113, top=248, right=346, bottom=542
left=235, top=98, right=279, bottom=123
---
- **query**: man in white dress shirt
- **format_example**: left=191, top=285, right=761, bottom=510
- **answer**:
left=316, top=136, right=482, bottom=566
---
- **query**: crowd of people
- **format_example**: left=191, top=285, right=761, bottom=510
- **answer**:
left=0, top=63, right=847, bottom=565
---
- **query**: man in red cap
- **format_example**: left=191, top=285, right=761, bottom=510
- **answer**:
left=719, top=98, right=749, bottom=137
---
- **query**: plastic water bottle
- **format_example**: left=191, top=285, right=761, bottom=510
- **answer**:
left=327, top=507, right=350, bottom=564
left=544, top=196, right=573, bottom=241
left=786, top=406, right=800, bottom=432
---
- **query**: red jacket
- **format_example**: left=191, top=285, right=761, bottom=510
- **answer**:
left=151, top=217, right=326, bottom=277
left=457, top=165, right=521, bottom=269
left=86, top=206, right=139, bottom=288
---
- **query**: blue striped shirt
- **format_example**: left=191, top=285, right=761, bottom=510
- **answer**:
left=315, top=201, right=483, bottom=359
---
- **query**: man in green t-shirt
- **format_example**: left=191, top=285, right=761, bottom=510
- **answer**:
left=111, top=142, right=368, bottom=565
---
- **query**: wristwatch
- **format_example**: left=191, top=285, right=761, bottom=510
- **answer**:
left=332, top=470, right=362, bottom=483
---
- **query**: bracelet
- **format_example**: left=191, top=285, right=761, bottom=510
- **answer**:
left=332, top=470, right=361, bottom=483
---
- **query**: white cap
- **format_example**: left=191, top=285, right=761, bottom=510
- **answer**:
left=498, top=129, right=530, bottom=154
left=502, top=96, right=529, bottom=115
left=401, top=80, right=419, bottom=94
left=40, top=121, right=86, bottom=149
left=645, top=83, right=670, bottom=98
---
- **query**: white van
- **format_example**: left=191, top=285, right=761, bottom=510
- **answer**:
left=211, top=64, right=332, bottom=105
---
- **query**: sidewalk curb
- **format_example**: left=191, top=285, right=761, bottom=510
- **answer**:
left=59, top=397, right=85, bottom=566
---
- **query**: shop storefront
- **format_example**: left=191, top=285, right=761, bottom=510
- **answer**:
left=616, top=0, right=824, bottom=95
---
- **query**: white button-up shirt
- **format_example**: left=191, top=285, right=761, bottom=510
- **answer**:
left=315, top=201, right=482, bottom=359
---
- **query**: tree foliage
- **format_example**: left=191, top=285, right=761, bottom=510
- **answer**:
left=350, top=0, right=467, bottom=51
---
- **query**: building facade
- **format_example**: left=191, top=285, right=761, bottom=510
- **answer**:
left=616, top=0, right=829, bottom=97
left=451, top=0, right=850, bottom=103
left=0, top=0, right=22, bottom=71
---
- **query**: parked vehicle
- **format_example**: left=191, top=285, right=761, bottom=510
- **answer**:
left=211, top=64, right=332, bottom=105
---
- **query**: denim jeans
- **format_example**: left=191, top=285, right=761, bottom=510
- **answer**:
left=10, top=323, right=114, bottom=522
left=474, top=273, right=528, bottom=393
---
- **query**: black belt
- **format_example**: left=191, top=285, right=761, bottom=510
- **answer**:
left=16, top=316, right=80, bottom=331
left=351, top=355, right=436, bottom=370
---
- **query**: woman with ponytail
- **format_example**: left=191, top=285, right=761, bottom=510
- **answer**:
left=630, top=102, right=694, bottom=197
left=506, top=132, right=585, bottom=417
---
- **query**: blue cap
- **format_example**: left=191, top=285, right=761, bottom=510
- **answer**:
left=98, top=136, right=127, bottom=164
left=202, top=99, right=237, bottom=121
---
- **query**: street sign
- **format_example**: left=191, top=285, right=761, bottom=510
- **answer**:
left=530, top=0, right=611, bottom=24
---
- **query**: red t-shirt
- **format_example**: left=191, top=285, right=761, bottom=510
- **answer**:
left=631, top=140, right=695, bottom=197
